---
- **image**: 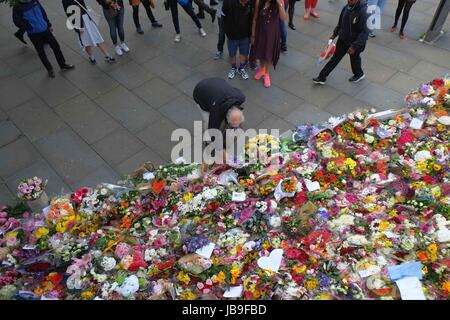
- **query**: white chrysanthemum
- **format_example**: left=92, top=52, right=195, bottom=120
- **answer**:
left=100, top=256, right=116, bottom=271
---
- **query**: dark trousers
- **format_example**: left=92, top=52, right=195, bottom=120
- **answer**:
left=280, top=19, right=287, bottom=48
left=16, top=28, right=26, bottom=37
left=319, top=39, right=363, bottom=79
left=168, top=0, right=202, bottom=34
left=104, top=6, right=125, bottom=45
left=288, top=0, right=296, bottom=25
left=195, top=0, right=214, bottom=15
left=217, top=16, right=225, bottom=52
left=132, top=0, right=157, bottom=28
left=29, top=29, right=66, bottom=71
left=394, top=0, right=414, bottom=34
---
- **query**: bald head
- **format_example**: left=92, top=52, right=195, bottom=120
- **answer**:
left=226, top=106, right=245, bottom=128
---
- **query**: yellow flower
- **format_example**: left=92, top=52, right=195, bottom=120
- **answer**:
left=379, top=220, right=390, bottom=232
left=431, top=186, right=442, bottom=199
left=180, top=291, right=197, bottom=300
left=183, top=192, right=193, bottom=202
left=193, top=216, right=201, bottom=224
left=344, top=158, right=357, bottom=170
left=433, top=164, right=442, bottom=171
left=306, top=279, right=318, bottom=290
left=81, top=291, right=94, bottom=299
left=262, top=241, right=270, bottom=250
left=317, top=294, right=333, bottom=300
left=55, top=222, right=67, bottom=233
left=422, top=266, right=428, bottom=275
left=215, top=271, right=226, bottom=285
left=35, top=227, right=49, bottom=239
left=230, top=264, right=241, bottom=284
left=292, top=265, right=306, bottom=274
left=177, top=271, right=191, bottom=285
left=427, top=243, right=438, bottom=254
left=442, top=281, right=450, bottom=295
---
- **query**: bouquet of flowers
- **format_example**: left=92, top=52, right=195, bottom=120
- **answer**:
left=17, top=177, right=47, bottom=201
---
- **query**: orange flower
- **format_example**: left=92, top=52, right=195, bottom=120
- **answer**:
left=151, top=179, right=166, bottom=193
left=442, top=281, right=450, bottom=296
left=417, top=251, right=428, bottom=262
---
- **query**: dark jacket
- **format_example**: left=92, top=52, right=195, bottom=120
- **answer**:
left=96, top=0, right=124, bottom=10
left=13, top=0, right=50, bottom=34
left=333, top=0, right=369, bottom=52
left=62, top=0, right=88, bottom=29
left=222, top=0, right=253, bottom=40
left=193, top=77, right=245, bottom=130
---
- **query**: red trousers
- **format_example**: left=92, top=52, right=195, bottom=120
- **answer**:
left=305, top=0, right=318, bottom=9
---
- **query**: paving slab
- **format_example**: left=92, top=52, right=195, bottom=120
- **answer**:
left=0, top=76, right=36, bottom=111
left=159, top=95, right=203, bottom=133
left=137, top=117, right=179, bottom=161
left=34, top=127, right=106, bottom=186
left=95, top=85, right=161, bottom=133
left=324, top=94, right=368, bottom=117
left=70, top=164, right=121, bottom=190
left=0, top=120, right=21, bottom=147
left=355, top=83, right=405, bottom=111
left=0, top=137, right=42, bottom=179
left=133, top=77, right=182, bottom=109
left=8, top=98, right=66, bottom=142
left=114, top=148, right=165, bottom=176
left=0, top=183, right=15, bottom=207
left=385, top=72, right=426, bottom=96
left=55, top=94, right=122, bottom=145
left=108, top=60, right=155, bottom=90
left=143, top=55, right=195, bottom=85
left=286, top=102, right=334, bottom=126
left=407, top=60, right=450, bottom=83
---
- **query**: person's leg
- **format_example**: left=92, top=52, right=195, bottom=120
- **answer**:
left=182, top=1, right=203, bottom=29
left=349, top=50, right=363, bottom=78
left=14, top=28, right=27, bottom=44
left=216, top=16, right=225, bottom=55
left=304, top=0, right=311, bottom=19
left=263, top=61, right=272, bottom=87
left=318, top=39, right=348, bottom=80
left=44, top=30, right=67, bottom=68
left=97, top=42, right=114, bottom=60
left=280, top=19, right=287, bottom=51
left=393, top=0, right=406, bottom=29
left=238, top=38, right=250, bottom=79
left=141, top=0, right=158, bottom=23
left=193, top=0, right=216, bottom=22
left=104, top=11, right=118, bottom=45
left=310, top=0, right=319, bottom=17
left=169, top=0, right=181, bottom=34
left=227, top=38, right=238, bottom=78
left=117, top=7, right=126, bottom=43
left=288, top=0, right=296, bottom=29
left=399, top=1, right=414, bottom=36
left=132, top=4, right=141, bottom=30
left=29, top=33, right=53, bottom=71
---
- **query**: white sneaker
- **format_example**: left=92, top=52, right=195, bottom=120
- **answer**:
left=174, top=34, right=181, bottom=43
left=120, top=42, right=130, bottom=53
left=228, top=67, right=237, bottom=79
left=115, top=45, right=123, bottom=56
left=199, top=28, right=207, bottom=37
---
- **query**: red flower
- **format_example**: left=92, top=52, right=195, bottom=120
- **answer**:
left=285, top=248, right=301, bottom=259
left=49, top=273, right=64, bottom=286
left=151, top=179, right=166, bottom=193
left=291, top=272, right=304, bottom=285
left=293, top=191, right=307, bottom=206
left=432, top=79, right=445, bottom=90
left=128, top=252, right=147, bottom=271
left=156, top=260, right=175, bottom=270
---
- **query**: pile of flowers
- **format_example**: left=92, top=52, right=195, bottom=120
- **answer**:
left=0, top=78, right=449, bottom=300
left=17, top=177, right=47, bottom=201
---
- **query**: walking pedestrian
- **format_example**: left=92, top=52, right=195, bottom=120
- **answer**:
left=129, top=0, right=162, bottom=34
left=166, top=0, right=207, bottom=42
left=213, top=0, right=226, bottom=59
left=12, top=0, right=75, bottom=78
left=251, top=0, right=287, bottom=88
left=62, top=0, right=116, bottom=64
left=391, top=0, right=416, bottom=40
left=194, top=0, right=217, bottom=21
left=96, top=0, right=130, bottom=56
left=280, top=0, right=288, bottom=52
left=367, top=0, right=386, bottom=37
left=223, top=0, right=253, bottom=80
left=287, top=0, right=298, bottom=30
left=313, top=0, right=369, bottom=85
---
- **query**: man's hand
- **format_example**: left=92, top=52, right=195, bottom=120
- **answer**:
left=347, top=47, right=355, bottom=55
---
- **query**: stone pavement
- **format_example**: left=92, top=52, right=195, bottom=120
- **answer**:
left=0, top=0, right=449, bottom=205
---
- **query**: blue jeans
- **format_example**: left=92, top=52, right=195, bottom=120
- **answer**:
left=280, top=19, right=287, bottom=48
left=227, top=37, right=250, bottom=57
left=168, top=0, right=202, bottom=34
left=104, top=7, right=125, bottom=45
left=367, top=0, right=386, bottom=13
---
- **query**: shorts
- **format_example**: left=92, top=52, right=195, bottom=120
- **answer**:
left=227, top=37, right=250, bottom=57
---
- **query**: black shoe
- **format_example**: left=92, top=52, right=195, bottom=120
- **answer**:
left=136, top=27, right=144, bottom=34
left=313, top=77, right=326, bottom=85
left=105, top=56, right=116, bottom=63
left=48, top=69, right=55, bottom=78
left=210, top=0, right=218, bottom=5
left=89, top=57, right=96, bottom=64
left=210, top=9, right=216, bottom=23
left=14, top=31, right=27, bottom=45
left=152, top=21, right=162, bottom=28
left=281, top=45, right=287, bottom=52
left=348, top=74, right=365, bottom=83
left=369, top=32, right=376, bottom=38
left=197, top=12, right=205, bottom=19
left=164, top=0, right=169, bottom=10
left=61, top=64, right=75, bottom=71
left=288, top=23, right=296, bottom=30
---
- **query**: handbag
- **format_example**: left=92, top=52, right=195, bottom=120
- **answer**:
left=104, top=7, right=118, bottom=18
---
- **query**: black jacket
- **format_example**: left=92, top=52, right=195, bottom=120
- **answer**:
left=333, top=0, right=369, bottom=52
left=193, top=78, right=245, bottom=130
left=222, top=0, right=253, bottom=40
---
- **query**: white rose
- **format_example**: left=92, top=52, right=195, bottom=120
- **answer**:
left=364, top=134, right=375, bottom=144
left=101, top=256, right=116, bottom=271
left=269, top=215, right=281, bottom=228
left=414, top=150, right=432, bottom=162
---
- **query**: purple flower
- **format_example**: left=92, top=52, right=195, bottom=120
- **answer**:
left=239, top=207, right=254, bottom=224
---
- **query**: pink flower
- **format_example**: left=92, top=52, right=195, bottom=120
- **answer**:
left=205, top=279, right=213, bottom=286
left=115, top=243, right=131, bottom=259
left=33, top=178, right=42, bottom=185
left=203, top=288, right=211, bottom=294
left=197, top=282, right=205, bottom=290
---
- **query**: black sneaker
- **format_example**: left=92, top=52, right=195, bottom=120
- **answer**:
left=89, top=56, right=96, bottom=64
left=197, top=12, right=205, bottom=19
left=61, top=64, right=75, bottom=71
left=210, top=0, right=218, bottom=5
left=281, top=45, right=287, bottom=52
left=48, top=69, right=55, bottom=78
left=152, top=21, right=163, bottom=28
left=348, top=74, right=365, bottom=83
left=288, top=23, right=296, bottom=30
left=14, top=31, right=27, bottom=45
left=312, top=77, right=326, bottom=85
left=136, top=27, right=144, bottom=34
left=105, top=56, right=116, bottom=63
